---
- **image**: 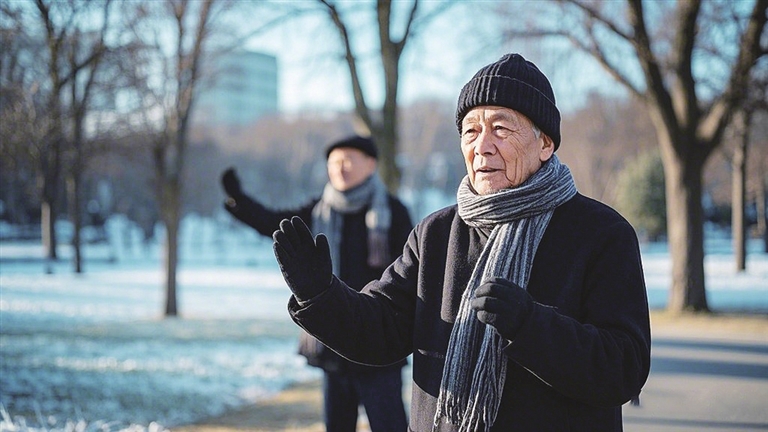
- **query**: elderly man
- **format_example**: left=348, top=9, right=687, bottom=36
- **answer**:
left=222, top=135, right=412, bottom=432
left=273, top=54, right=651, bottom=431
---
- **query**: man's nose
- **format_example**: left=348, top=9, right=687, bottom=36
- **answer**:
left=474, top=131, right=497, bottom=155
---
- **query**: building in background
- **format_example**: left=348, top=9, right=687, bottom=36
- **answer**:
left=194, top=50, right=278, bottom=126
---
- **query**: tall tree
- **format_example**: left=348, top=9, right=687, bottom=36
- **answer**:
left=505, top=0, right=767, bottom=312
left=315, top=0, right=452, bottom=191
left=123, top=0, right=234, bottom=316
left=32, top=0, right=74, bottom=262
left=731, top=67, right=768, bottom=256
left=12, top=0, right=115, bottom=265
left=161, top=0, right=213, bottom=317
left=63, top=0, right=112, bottom=273
left=0, top=2, right=44, bottom=229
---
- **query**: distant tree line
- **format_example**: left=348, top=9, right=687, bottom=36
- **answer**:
left=6, top=90, right=764, bottom=244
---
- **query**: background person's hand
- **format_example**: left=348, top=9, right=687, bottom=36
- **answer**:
left=221, top=167, right=243, bottom=198
left=272, top=216, right=333, bottom=302
left=471, top=277, right=533, bottom=341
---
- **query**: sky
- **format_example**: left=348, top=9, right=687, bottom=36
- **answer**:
left=239, top=1, right=627, bottom=117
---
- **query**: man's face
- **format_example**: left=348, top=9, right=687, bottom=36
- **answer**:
left=327, top=147, right=377, bottom=192
left=460, top=106, right=554, bottom=195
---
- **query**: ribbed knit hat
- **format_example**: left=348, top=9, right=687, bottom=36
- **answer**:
left=325, top=135, right=378, bottom=160
left=456, top=53, right=561, bottom=150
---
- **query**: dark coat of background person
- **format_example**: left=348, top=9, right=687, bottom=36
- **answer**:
left=224, top=134, right=414, bottom=431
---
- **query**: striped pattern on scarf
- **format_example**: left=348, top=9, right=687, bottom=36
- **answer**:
left=311, top=173, right=391, bottom=274
left=433, top=155, right=577, bottom=431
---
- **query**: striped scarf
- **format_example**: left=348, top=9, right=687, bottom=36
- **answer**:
left=311, top=173, right=392, bottom=274
left=434, top=155, right=577, bottom=431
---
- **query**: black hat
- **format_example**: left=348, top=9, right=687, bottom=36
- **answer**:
left=455, top=53, right=561, bottom=150
left=325, top=135, right=378, bottom=160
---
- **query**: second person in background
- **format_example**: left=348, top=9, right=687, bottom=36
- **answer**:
left=221, top=135, right=412, bottom=432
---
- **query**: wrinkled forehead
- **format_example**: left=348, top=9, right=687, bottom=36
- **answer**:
left=460, top=106, right=532, bottom=128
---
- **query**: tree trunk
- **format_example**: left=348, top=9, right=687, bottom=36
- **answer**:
left=67, top=172, right=83, bottom=273
left=663, top=147, right=709, bottom=312
left=41, top=161, right=59, bottom=261
left=163, top=181, right=181, bottom=317
left=164, top=216, right=179, bottom=317
left=376, top=122, right=399, bottom=192
left=758, top=174, right=767, bottom=253
left=378, top=24, right=401, bottom=193
left=41, top=199, right=56, bottom=266
left=731, top=112, right=748, bottom=271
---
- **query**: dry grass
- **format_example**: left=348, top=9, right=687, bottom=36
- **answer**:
left=650, top=309, right=768, bottom=339
left=172, top=382, right=326, bottom=432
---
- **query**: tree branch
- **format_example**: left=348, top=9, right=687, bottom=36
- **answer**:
left=506, top=23, right=641, bottom=97
left=318, top=0, right=373, bottom=131
left=699, top=0, right=768, bottom=154
left=566, top=0, right=633, bottom=42
left=398, top=0, right=419, bottom=49
left=671, top=0, right=701, bottom=135
left=626, top=0, right=679, bottom=147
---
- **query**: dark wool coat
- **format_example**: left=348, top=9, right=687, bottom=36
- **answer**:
left=289, top=193, right=652, bottom=432
left=225, top=192, right=413, bottom=371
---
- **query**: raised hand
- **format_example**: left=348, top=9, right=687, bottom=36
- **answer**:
left=221, top=167, right=243, bottom=199
left=272, top=216, right=333, bottom=302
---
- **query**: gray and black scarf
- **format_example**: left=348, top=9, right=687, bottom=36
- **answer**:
left=433, top=155, right=577, bottom=431
left=312, top=173, right=392, bottom=273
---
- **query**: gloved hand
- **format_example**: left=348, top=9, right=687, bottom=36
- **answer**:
left=471, top=277, right=534, bottom=341
left=272, top=216, right=333, bottom=302
left=221, top=167, right=243, bottom=199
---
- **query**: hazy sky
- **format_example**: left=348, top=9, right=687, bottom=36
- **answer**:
left=241, top=1, right=626, bottom=117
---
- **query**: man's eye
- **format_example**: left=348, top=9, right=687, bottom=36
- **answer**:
left=494, top=124, right=513, bottom=136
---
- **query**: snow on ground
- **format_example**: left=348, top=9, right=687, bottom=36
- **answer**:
left=1, top=213, right=766, bottom=431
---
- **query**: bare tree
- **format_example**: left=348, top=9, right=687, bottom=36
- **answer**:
left=156, top=0, right=213, bottom=316
left=314, top=0, right=454, bottom=191
left=1, top=3, right=44, bottom=230
left=32, top=0, right=74, bottom=262
left=5, top=0, right=115, bottom=265
left=730, top=66, right=768, bottom=264
left=63, top=0, right=112, bottom=273
left=753, top=111, right=768, bottom=253
left=729, top=109, right=750, bottom=271
left=505, top=0, right=767, bottom=312
left=122, top=0, right=240, bottom=316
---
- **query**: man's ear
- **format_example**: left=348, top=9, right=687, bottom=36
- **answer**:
left=540, top=134, right=555, bottom=162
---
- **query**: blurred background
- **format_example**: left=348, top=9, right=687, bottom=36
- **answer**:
left=1, top=0, right=766, bottom=429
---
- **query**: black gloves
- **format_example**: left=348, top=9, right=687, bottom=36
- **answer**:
left=273, top=216, right=333, bottom=302
left=471, top=277, right=534, bottom=341
left=221, top=167, right=243, bottom=199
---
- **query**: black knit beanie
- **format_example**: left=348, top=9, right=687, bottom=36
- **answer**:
left=325, top=135, right=378, bottom=160
left=455, top=53, right=561, bottom=150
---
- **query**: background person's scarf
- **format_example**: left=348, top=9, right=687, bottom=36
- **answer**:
left=434, top=155, right=577, bottom=431
left=312, top=173, right=392, bottom=274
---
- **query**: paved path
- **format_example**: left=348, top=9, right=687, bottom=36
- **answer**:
left=176, top=312, right=768, bottom=432
left=623, top=318, right=768, bottom=432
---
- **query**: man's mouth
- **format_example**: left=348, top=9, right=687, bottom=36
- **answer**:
left=476, top=166, right=499, bottom=173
